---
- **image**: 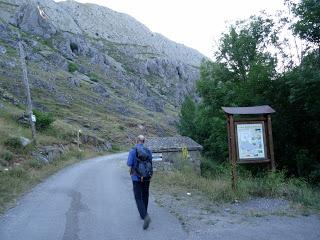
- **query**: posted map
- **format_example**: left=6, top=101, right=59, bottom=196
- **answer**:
left=236, top=123, right=265, bottom=159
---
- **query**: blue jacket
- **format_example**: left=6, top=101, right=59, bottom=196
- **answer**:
left=127, top=144, right=152, bottom=181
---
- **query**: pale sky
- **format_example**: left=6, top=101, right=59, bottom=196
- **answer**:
left=56, top=0, right=286, bottom=58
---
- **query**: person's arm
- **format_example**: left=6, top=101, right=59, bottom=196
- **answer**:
left=148, top=149, right=153, bottom=161
left=127, top=148, right=135, bottom=167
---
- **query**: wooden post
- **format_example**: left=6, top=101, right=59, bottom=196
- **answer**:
left=77, top=129, right=82, bottom=151
left=226, top=115, right=232, bottom=163
left=18, top=33, right=36, bottom=141
left=229, top=115, right=237, bottom=191
left=267, top=115, right=276, bottom=171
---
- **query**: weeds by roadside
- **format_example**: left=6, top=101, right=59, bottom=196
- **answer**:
left=152, top=158, right=320, bottom=210
left=0, top=147, right=99, bottom=213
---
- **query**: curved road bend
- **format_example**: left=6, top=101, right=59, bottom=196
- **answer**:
left=0, top=153, right=188, bottom=240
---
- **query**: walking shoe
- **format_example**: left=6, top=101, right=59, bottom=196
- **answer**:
left=143, top=214, right=151, bottom=230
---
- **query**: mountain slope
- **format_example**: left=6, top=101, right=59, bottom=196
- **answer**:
left=0, top=0, right=205, bottom=146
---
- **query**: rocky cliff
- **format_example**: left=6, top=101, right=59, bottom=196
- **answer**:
left=0, top=0, right=204, bottom=144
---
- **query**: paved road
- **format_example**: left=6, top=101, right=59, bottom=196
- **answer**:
left=0, top=153, right=187, bottom=240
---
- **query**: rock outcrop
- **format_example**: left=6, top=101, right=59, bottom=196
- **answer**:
left=0, top=0, right=205, bottom=140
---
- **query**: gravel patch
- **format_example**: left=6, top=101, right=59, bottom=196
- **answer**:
left=151, top=186, right=320, bottom=240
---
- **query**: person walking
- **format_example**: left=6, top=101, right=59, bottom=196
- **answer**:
left=127, top=135, right=153, bottom=230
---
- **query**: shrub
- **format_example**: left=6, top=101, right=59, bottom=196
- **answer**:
left=110, top=144, right=120, bottom=152
left=89, top=73, right=99, bottom=82
left=33, top=110, right=54, bottom=131
left=4, top=137, right=22, bottom=150
left=0, top=150, right=14, bottom=166
left=68, top=62, right=79, bottom=73
left=28, top=159, right=44, bottom=169
left=201, top=158, right=231, bottom=178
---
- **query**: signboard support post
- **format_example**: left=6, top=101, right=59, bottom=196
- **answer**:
left=229, top=114, right=237, bottom=191
left=267, top=115, right=276, bottom=171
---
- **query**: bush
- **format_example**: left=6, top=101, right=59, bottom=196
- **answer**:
left=4, top=137, right=22, bottom=150
left=110, top=144, right=121, bottom=152
left=33, top=110, right=54, bottom=131
left=201, top=158, right=231, bottom=178
left=89, top=73, right=99, bottom=82
left=0, top=150, right=14, bottom=166
left=68, top=62, right=78, bottom=73
left=28, top=159, right=44, bottom=169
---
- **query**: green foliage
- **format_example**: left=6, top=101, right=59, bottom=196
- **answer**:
left=89, top=72, right=99, bottom=82
left=39, top=38, right=53, bottom=48
left=178, top=96, right=196, bottom=138
left=178, top=9, right=320, bottom=183
left=28, top=159, right=44, bottom=169
left=4, top=137, right=22, bottom=150
left=291, top=0, right=320, bottom=44
left=68, top=62, right=79, bottom=73
left=271, top=51, right=320, bottom=181
left=33, top=110, right=55, bottom=131
left=179, top=15, right=277, bottom=164
left=0, top=150, right=14, bottom=166
left=110, top=144, right=121, bottom=153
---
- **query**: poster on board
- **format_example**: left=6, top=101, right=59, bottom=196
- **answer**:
left=236, top=123, right=266, bottom=160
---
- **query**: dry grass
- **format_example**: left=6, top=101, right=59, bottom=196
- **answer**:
left=0, top=147, right=100, bottom=213
left=152, top=163, right=320, bottom=210
left=0, top=102, right=108, bottom=213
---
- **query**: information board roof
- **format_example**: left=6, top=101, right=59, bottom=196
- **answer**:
left=222, top=105, right=275, bottom=115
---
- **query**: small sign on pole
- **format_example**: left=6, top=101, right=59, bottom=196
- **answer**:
left=31, top=114, right=36, bottom=123
left=78, top=129, right=82, bottom=151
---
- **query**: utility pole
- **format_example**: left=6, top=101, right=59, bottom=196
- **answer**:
left=17, top=32, right=37, bottom=141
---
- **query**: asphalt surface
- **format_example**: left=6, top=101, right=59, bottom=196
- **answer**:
left=0, top=153, right=187, bottom=240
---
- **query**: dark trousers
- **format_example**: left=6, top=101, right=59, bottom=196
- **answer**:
left=132, top=180, right=150, bottom=219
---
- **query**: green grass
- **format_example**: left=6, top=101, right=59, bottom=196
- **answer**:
left=152, top=160, right=320, bottom=210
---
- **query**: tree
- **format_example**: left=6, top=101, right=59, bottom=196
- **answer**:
left=191, top=16, right=279, bottom=162
left=292, top=0, right=320, bottom=45
left=179, top=7, right=320, bottom=181
left=178, top=96, right=197, bottom=139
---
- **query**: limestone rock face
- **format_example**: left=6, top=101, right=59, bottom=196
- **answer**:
left=59, top=0, right=204, bottom=66
left=16, top=3, right=56, bottom=38
left=0, top=0, right=206, bottom=139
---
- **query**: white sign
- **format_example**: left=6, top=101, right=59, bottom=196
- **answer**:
left=31, top=114, right=36, bottom=123
left=152, top=153, right=163, bottom=162
left=236, top=123, right=266, bottom=160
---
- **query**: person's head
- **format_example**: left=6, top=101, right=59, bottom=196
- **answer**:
left=136, top=135, right=145, bottom=144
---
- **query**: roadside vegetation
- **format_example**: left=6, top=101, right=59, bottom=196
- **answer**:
left=153, top=157, right=320, bottom=210
left=0, top=148, right=97, bottom=213
left=174, top=0, right=320, bottom=210
left=0, top=101, right=120, bottom=213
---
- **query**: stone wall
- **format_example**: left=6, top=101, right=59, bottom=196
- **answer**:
left=152, top=150, right=201, bottom=174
